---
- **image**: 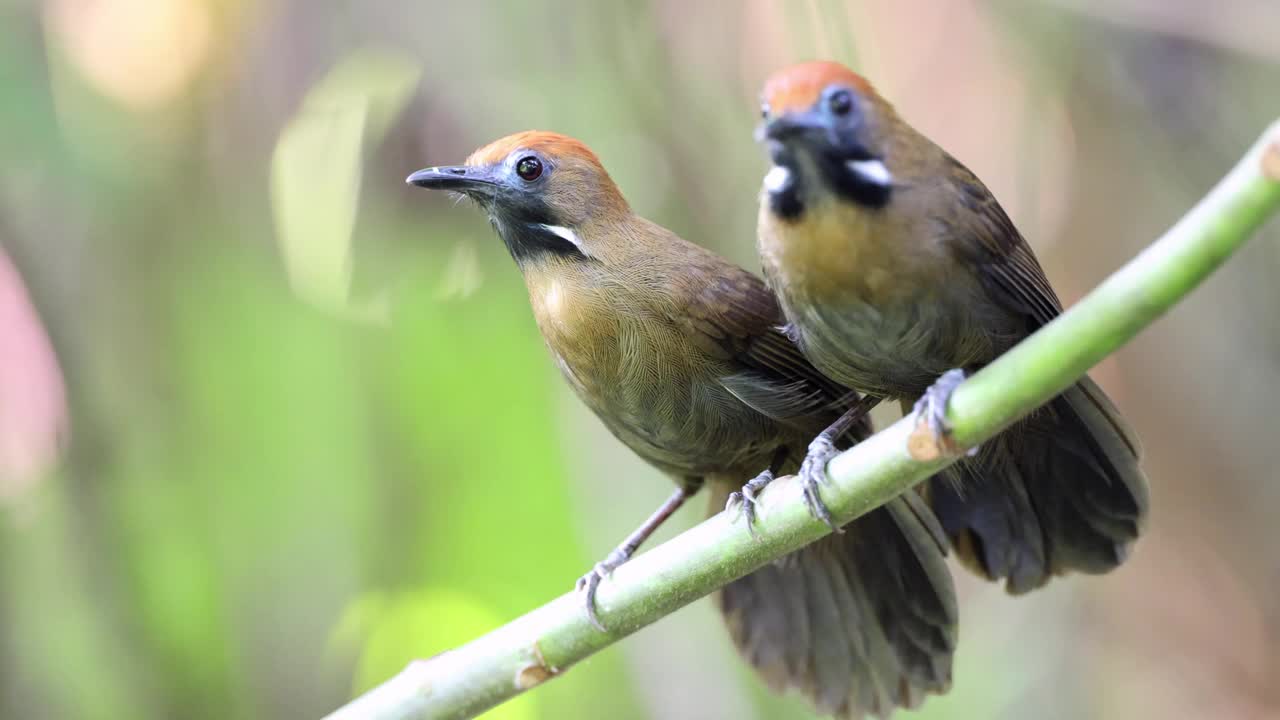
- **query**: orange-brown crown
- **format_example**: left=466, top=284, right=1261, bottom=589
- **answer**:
left=467, top=130, right=606, bottom=171
left=465, top=130, right=629, bottom=223
left=762, top=61, right=876, bottom=114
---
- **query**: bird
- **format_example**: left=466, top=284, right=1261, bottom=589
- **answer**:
left=754, top=60, right=1149, bottom=595
left=407, top=130, right=958, bottom=717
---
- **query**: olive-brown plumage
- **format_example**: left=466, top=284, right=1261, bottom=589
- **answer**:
left=756, top=61, right=1149, bottom=593
left=409, top=131, right=957, bottom=717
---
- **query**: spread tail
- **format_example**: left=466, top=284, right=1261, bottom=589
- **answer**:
left=929, top=376, right=1149, bottom=594
left=717, top=492, right=957, bottom=718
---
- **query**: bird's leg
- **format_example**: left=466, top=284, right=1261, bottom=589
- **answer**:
left=912, top=369, right=977, bottom=456
left=797, top=394, right=882, bottom=531
left=726, top=446, right=789, bottom=538
left=577, top=482, right=698, bottom=632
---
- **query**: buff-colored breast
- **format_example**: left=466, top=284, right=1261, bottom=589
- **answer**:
left=758, top=196, right=991, bottom=395
left=521, top=258, right=782, bottom=479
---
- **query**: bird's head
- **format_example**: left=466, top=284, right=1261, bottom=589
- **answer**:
left=407, top=131, right=629, bottom=263
left=758, top=61, right=898, bottom=218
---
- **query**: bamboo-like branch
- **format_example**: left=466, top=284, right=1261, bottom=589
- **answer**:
left=324, top=120, right=1280, bottom=720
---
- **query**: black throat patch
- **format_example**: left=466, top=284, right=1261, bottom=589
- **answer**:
left=817, top=152, right=892, bottom=210
left=503, top=222, right=589, bottom=263
left=488, top=197, right=590, bottom=264
left=767, top=165, right=805, bottom=221
left=767, top=154, right=891, bottom=222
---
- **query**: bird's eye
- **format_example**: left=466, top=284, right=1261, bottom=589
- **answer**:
left=516, top=156, right=543, bottom=182
left=828, top=90, right=853, bottom=116
left=760, top=102, right=770, bottom=119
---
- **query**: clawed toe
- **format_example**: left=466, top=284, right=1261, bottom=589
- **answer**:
left=913, top=369, right=978, bottom=456
left=577, top=567, right=607, bottom=632
left=726, top=471, right=772, bottom=538
left=797, top=436, right=842, bottom=532
left=725, top=489, right=755, bottom=522
left=581, top=561, right=614, bottom=627
left=577, top=551, right=627, bottom=632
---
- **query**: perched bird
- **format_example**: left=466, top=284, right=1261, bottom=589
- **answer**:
left=408, top=131, right=957, bottom=717
left=755, top=61, right=1149, bottom=594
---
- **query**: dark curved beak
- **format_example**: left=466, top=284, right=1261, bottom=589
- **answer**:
left=405, top=165, right=501, bottom=197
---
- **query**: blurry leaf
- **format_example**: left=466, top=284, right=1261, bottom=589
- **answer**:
left=307, top=52, right=421, bottom=143
left=327, top=591, right=390, bottom=665
left=336, top=588, right=537, bottom=720
left=270, top=50, right=420, bottom=324
left=271, top=97, right=367, bottom=317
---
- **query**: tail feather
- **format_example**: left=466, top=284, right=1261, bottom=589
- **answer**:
left=718, top=495, right=957, bottom=718
left=871, top=494, right=956, bottom=683
left=931, top=459, right=1048, bottom=593
left=930, top=376, right=1148, bottom=593
left=799, top=548, right=860, bottom=710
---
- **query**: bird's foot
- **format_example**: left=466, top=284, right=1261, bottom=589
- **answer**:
left=575, top=547, right=631, bottom=632
left=911, top=369, right=978, bottom=458
left=797, top=434, right=842, bottom=532
left=726, top=469, right=775, bottom=538
left=574, top=486, right=694, bottom=632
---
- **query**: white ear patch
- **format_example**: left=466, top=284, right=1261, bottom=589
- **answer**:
left=846, top=159, right=893, bottom=188
left=537, top=224, right=589, bottom=255
left=764, top=165, right=792, bottom=194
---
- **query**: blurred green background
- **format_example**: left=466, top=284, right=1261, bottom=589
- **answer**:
left=2, top=1, right=1279, bottom=718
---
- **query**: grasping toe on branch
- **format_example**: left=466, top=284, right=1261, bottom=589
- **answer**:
left=794, top=394, right=881, bottom=531
left=725, top=445, right=790, bottom=536
left=911, top=368, right=977, bottom=456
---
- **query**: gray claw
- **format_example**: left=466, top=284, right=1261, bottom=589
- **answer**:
left=577, top=552, right=627, bottom=632
left=913, top=369, right=978, bottom=456
left=726, top=469, right=773, bottom=539
left=797, top=435, right=842, bottom=532
left=578, top=568, right=606, bottom=632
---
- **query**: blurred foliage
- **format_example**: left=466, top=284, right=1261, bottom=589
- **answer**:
left=271, top=49, right=418, bottom=321
left=1, top=1, right=1278, bottom=719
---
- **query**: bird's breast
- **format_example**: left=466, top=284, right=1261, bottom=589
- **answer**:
left=526, top=273, right=619, bottom=396
left=524, top=269, right=777, bottom=477
left=759, top=199, right=939, bottom=306
left=759, top=201, right=988, bottom=396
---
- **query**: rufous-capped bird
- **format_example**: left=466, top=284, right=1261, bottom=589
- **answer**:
left=754, top=61, right=1149, bottom=594
left=408, top=131, right=957, bottom=717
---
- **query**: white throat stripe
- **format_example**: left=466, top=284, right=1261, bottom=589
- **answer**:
left=537, top=224, right=588, bottom=255
left=846, top=158, right=892, bottom=188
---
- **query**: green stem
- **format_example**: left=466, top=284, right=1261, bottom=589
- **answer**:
left=323, top=120, right=1280, bottom=720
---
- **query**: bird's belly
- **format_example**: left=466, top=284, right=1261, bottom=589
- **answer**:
left=790, top=295, right=981, bottom=398
left=550, top=340, right=777, bottom=479
left=590, top=388, right=779, bottom=479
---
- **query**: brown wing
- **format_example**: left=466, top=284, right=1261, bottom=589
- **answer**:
left=929, top=156, right=1148, bottom=593
left=674, top=257, right=871, bottom=438
left=942, top=154, right=1062, bottom=330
